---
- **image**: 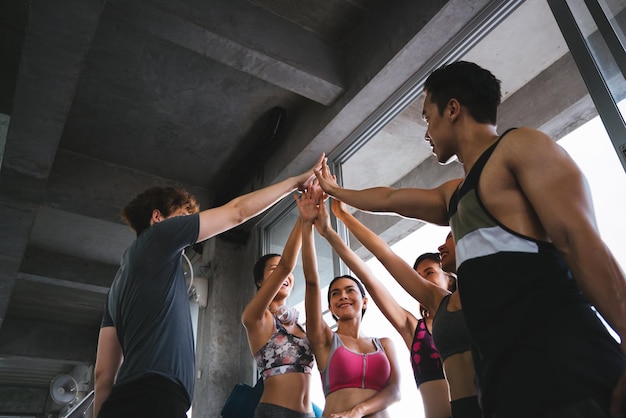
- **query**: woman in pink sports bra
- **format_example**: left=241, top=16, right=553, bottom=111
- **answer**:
left=242, top=219, right=315, bottom=418
left=296, top=186, right=401, bottom=418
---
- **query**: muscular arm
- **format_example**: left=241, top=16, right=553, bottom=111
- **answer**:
left=196, top=154, right=324, bottom=242
left=93, top=327, right=123, bottom=418
left=241, top=219, right=302, bottom=352
left=314, top=158, right=457, bottom=225
left=329, top=199, right=448, bottom=346
left=506, top=128, right=626, bottom=414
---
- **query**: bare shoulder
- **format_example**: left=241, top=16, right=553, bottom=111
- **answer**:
left=378, top=336, right=396, bottom=350
left=499, top=127, right=565, bottom=162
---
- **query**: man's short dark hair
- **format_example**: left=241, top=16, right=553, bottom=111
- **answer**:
left=424, top=60, right=501, bottom=125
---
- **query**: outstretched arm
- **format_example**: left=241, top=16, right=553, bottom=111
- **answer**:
left=329, top=199, right=448, bottom=347
left=197, top=153, right=325, bottom=242
left=329, top=337, right=401, bottom=418
left=296, top=187, right=333, bottom=369
left=314, top=158, right=458, bottom=225
left=241, top=219, right=302, bottom=352
left=331, top=199, right=448, bottom=318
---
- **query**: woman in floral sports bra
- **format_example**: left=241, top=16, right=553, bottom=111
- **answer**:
left=296, top=185, right=401, bottom=418
left=242, top=218, right=316, bottom=418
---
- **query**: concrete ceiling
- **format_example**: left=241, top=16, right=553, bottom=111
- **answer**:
left=0, top=0, right=607, bottom=414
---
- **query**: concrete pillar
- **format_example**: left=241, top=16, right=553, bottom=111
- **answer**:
left=192, top=234, right=258, bottom=417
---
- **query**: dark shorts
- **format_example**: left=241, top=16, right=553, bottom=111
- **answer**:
left=98, top=374, right=190, bottom=418
left=451, top=395, right=481, bottom=418
left=254, top=402, right=315, bottom=418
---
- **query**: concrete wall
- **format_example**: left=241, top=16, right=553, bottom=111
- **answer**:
left=192, top=233, right=259, bottom=417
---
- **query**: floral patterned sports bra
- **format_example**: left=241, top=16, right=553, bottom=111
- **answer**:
left=254, top=316, right=314, bottom=380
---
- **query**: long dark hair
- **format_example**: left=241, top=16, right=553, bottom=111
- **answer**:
left=253, top=253, right=281, bottom=289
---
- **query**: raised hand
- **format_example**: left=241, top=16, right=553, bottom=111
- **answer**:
left=314, top=158, right=340, bottom=195
left=296, top=153, right=326, bottom=192
left=313, top=197, right=332, bottom=237
left=294, top=185, right=320, bottom=224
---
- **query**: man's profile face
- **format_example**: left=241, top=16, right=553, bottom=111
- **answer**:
left=421, top=91, right=456, bottom=164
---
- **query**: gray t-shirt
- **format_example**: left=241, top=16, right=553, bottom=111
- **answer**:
left=102, top=213, right=200, bottom=401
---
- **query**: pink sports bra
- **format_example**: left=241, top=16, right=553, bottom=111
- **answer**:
left=320, top=333, right=390, bottom=396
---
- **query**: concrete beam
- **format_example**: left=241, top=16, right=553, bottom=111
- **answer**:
left=261, top=0, right=494, bottom=192
left=0, top=386, right=47, bottom=415
left=21, top=247, right=119, bottom=289
left=107, top=0, right=344, bottom=105
left=0, top=318, right=97, bottom=363
left=46, top=149, right=211, bottom=225
left=0, top=0, right=106, bottom=327
left=498, top=51, right=593, bottom=139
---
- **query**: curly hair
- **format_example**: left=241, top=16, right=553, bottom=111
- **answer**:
left=121, top=186, right=199, bottom=236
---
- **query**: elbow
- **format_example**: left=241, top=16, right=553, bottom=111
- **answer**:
left=229, top=203, right=248, bottom=226
left=227, top=196, right=256, bottom=225
left=393, top=388, right=402, bottom=403
left=94, top=366, right=116, bottom=390
left=273, top=263, right=292, bottom=279
left=388, top=385, right=402, bottom=404
left=93, top=369, right=106, bottom=387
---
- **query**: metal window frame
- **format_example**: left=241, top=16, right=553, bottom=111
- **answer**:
left=548, top=0, right=626, bottom=171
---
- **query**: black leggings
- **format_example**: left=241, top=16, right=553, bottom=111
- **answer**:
left=451, top=395, right=481, bottom=418
left=98, top=374, right=190, bottom=418
left=254, top=402, right=315, bottom=418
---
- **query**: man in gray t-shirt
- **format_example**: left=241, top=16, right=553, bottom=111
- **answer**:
left=94, top=154, right=324, bottom=418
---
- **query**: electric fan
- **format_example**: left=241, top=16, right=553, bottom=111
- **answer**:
left=50, top=374, right=78, bottom=405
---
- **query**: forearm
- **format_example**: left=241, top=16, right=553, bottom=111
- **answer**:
left=229, top=176, right=301, bottom=222
left=278, top=219, right=302, bottom=272
left=327, top=186, right=396, bottom=213
left=337, top=209, right=391, bottom=261
left=301, top=220, right=318, bottom=285
left=339, top=208, right=441, bottom=311
left=93, top=378, right=114, bottom=417
left=566, top=235, right=626, bottom=344
left=352, top=385, right=401, bottom=417
left=302, top=220, right=327, bottom=342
